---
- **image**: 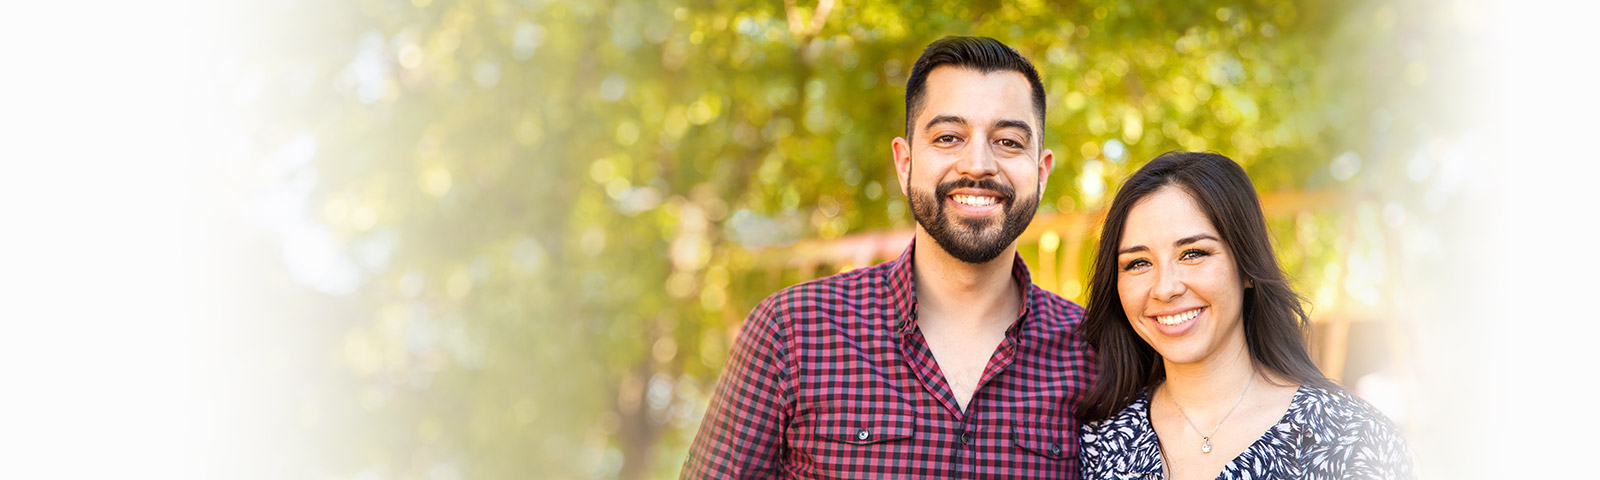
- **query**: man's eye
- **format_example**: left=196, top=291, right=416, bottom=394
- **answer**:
left=998, top=139, right=1022, bottom=148
left=934, top=135, right=960, bottom=144
left=1121, top=259, right=1150, bottom=272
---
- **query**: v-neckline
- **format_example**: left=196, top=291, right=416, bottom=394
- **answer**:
left=1139, top=384, right=1308, bottom=480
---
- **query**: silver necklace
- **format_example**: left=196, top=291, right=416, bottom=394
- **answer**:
left=1163, top=372, right=1252, bottom=454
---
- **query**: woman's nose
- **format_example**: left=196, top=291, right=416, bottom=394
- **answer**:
left=1152, top=264, right=1187, bottom=301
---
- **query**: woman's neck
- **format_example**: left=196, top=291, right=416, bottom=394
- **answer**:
left=1160, top=339, right=1257, bottom=409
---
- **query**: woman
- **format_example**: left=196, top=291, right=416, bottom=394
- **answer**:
left=1076, top=152, right=1412, bottom=479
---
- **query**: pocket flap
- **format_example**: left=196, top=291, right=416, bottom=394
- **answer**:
left=1010, top=419, right=1078, bottom=459
left=814, top=411, right=916, bottom=445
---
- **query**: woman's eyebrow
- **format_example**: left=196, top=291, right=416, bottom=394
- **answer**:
left=1175, top=233, right=1219, bottom=247
left=1119, top=234, right=1218, bottom=255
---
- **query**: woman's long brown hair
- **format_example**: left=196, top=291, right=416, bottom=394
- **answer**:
left=1075, top=151, right=1336, bottom=423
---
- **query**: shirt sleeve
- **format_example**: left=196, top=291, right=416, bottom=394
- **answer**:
left=680, top=295, right=795, bottom=479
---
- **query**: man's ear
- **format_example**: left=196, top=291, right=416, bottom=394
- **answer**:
left=1037, top=147, right=1055, bottom=200
left=892, top=136, right=913, bottom=196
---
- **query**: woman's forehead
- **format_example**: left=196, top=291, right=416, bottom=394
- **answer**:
left=1121, top=187, right=1219, bottom=246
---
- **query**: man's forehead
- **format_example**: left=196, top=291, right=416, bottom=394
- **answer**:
left=917, top=67, right=1037, bottom=127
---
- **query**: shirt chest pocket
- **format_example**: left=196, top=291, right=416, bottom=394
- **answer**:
left=799, top=410, right=917, bottom=478
left=1010, top=417, right=1079, bottom=474
left=813, top=410, right=916, bottom=445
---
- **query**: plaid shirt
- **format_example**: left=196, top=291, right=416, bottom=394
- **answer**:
left=683, top=239, right=1094, bottom=479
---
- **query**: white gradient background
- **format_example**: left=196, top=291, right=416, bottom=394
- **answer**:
left=0, top=0, right=1594, bottom=477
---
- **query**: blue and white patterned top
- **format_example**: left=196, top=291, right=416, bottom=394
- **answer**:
left=1080, top=384, right=1413, bottom=479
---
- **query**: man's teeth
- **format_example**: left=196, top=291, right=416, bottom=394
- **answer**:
left=1156, top=309, right=1200, bottom=326
left=952, top=194, right=998, bottom=206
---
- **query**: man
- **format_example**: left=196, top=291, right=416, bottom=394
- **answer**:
left=682, top=36, right=1093, bottom=479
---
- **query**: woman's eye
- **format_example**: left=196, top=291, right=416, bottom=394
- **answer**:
left=1180, top=249, right=1211, bottom=261
left=1121, top=259, right=1150, bottom=271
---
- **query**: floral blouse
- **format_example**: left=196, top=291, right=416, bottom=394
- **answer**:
left=1080, top=384, right=1414, bottom=479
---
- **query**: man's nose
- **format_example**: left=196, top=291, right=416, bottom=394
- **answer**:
left=954, top=138, right=999, bottom=178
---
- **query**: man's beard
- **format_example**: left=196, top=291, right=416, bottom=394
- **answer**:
left=908, top=176, right=1039, bottom=264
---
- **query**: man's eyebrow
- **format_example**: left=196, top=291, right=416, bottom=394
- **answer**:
left=995, top=119, right=1034, bottom=143
left=923, top=115, right=968, bottom=132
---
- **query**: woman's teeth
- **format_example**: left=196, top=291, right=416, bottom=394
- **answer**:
left=1156, top=309, right=1200, bottom=326
left=953, top=194, right=998, bottom=206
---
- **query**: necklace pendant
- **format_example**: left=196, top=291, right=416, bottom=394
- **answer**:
left=1201, top=438, right=1213, bottom=454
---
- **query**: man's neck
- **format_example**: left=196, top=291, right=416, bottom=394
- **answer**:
left=910, top=229, right=1022, bottom=330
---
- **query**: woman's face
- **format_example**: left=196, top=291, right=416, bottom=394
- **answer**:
left=1115, top=185, right=1250, bottom=367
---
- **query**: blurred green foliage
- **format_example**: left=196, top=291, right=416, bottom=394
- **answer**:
left=233, top=0, right=1471, bottom=478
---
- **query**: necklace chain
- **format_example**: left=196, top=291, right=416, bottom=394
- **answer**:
left=1164, top=372, right=1252, bottom=454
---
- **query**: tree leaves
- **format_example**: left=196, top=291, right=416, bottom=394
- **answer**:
left=243, top=0, right=1455, bottom=477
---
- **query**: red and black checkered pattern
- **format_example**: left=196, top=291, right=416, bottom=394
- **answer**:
left=683, top=239, right=1095, bottom=479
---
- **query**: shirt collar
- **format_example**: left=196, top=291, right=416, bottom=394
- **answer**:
left=887, top=237, right=1036, bottom=335
left=1280, top=385, right=1320, bottom=442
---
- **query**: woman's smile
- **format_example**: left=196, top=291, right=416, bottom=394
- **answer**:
left=1149, top=306, right=1204, bottom=336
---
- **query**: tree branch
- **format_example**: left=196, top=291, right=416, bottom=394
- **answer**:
left=785, top=0, right=837, bottom=40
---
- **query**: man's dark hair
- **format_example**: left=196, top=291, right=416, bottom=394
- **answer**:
left=904, top=36, right=1047, bottom=147
left=1074, top=151, right=1338, bottom=423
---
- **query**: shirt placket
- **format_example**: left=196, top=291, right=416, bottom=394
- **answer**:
left=905, top=327, right=1024, bottom=478
left=954, top=419, right=973, bottom=477
left=881, top=240, right=1079, bottom=478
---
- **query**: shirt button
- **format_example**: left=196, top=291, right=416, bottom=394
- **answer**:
left=960, top=432, right=974, bottom=444
left=856, top=429, right=870, bottom=441
left=1049, top=443, right=1061, bottom=455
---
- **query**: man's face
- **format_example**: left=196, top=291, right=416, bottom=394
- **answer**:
left=893, top=66, right=1054, bottom=264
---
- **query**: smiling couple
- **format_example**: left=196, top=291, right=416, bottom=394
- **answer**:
left=681, top=36, right=1412, bottom=480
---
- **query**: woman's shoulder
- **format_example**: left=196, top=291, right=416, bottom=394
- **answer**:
left=1292, top=384, right=1415, bottom=479
left=1081, top=390, right=1151, bottom=436
left=1292, top=384, right=1404, bottom=436
left=1080, top=391, right=1162, bottom=478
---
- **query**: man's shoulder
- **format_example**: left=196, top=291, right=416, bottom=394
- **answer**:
left=767, top=259, right=891, bottom=300
left=1025, top=284, right=1087, bottom=327
left=749, top=259, right=895, bottom=322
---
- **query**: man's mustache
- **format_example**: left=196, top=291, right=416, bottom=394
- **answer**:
left=933, top=177, right=1015, bottom=203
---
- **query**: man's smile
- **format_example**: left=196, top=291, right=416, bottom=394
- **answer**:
left=951, top=194, right=998, bottom=206
left=944, top=187, right=1008, bottom=216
